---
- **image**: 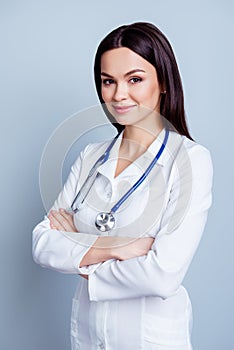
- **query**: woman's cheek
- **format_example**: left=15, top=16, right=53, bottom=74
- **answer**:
left=101, top=88, right=112, bottom=102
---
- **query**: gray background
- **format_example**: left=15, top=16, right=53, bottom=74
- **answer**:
left=1, top=0, right=233, bottom=349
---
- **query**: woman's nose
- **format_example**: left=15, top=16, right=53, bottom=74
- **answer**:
left=113, top=83, right=128, bottom=101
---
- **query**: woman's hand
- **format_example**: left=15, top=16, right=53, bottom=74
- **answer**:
left=113, top=237, right=155, bottom=261
left=49, top=210, right=88, bottom=280
left=48, top=208, right=78, bottom=232
left=78, top=237, right=154, bottom=281
left=79, top=274, right=88, bottom=280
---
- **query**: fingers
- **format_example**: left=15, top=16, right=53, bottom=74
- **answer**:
left=79, top=274, right=89, bottom=280
left=48, top=209, right=76, bottom=232
left=146, top=237, right=155, bottom=248
left=48, top=212, right=64, bottom=230
left=142, top=237, right=155, bottom=250
left=58, top=209, right=74, bottom=225
left=58, top=209, right=78, bottom=231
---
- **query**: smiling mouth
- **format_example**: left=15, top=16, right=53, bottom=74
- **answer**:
left=112, top=105, right=136, bottom=115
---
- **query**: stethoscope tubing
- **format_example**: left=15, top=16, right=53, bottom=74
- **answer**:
left=110, top=128, right=169, bottom=213
left=70, top=128, right=169, bottom=215
left=70, top=130, right=122, bottom=212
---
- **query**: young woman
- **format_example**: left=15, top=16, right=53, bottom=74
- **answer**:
left=32, top=22, right=213, bottom=350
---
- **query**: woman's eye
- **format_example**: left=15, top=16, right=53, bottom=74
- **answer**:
left=129, top=77, right=142, bottom=84
left=102, top=79, right=115, bottom=85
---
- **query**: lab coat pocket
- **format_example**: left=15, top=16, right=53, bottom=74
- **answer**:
left=70, top=298, right=80, bottom=341
left=143, top=313, right=189, bottom=348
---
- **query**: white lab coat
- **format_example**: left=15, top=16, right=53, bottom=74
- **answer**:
left=32, top=128, right=213, bottom=350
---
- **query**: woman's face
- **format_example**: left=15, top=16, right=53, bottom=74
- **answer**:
left=100, top=47, right=163, bottom=128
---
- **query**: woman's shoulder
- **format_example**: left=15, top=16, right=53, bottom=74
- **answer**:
left=182, top=134, right=212, bottom=168
left=177, top=132, right=213, bottom=180
left=169, top=130, right=212, bottom=159
left=82, top=137, right=113, bottom=156
left=166, top=131, right=213, bottom=179
left=74, top=137, right=115, bottom=166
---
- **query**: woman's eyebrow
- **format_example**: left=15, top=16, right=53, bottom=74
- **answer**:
left=101, top=69, right=146, bottom=78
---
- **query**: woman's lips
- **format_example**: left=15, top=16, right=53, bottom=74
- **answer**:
left=112, top=105, right=136, bottom=115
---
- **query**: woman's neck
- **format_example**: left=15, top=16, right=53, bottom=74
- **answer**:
left=120, top=121, right=164, bottom=158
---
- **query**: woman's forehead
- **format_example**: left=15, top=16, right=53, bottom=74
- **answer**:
left=100, top=47, right=155, bottom=75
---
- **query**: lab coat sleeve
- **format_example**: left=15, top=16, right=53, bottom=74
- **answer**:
left=88, top=144, right=213, bottom=301
left=32, top=144, right=101, bottom=275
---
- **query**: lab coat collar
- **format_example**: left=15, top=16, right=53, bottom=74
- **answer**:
left=97, top=127, right=176, bottom=182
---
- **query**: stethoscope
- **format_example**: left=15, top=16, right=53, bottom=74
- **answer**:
left=67, top=128, right=169, bottom=232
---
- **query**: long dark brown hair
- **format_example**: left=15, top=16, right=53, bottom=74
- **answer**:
left=94, top=22, right=193, bottom=140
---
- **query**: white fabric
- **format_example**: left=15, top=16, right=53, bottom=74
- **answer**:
left=32, top=128, right=213, bottom=349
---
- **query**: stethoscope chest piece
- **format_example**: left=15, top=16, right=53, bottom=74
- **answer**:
left=95, top=212, right=115, bottom=232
